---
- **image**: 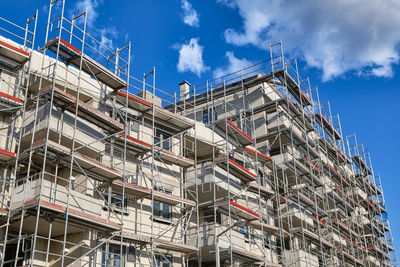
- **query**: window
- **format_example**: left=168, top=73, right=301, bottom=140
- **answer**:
left=153, top=254, right=173, bottom=267
left=204, top=210, right=221, bottom=224
left=127, top=244, right=136, bottom=262
left=202, top=107, right=218, bottom=125
left=239, top=225, right=255, bottom=244
left=154, top=129, right=171, bottom=150
left=202, top=107, right=209, bottom=124
left=284, top=238, right=291, bottom=250
left=102, top=244, right=126, bottom=267
left=104, top=193, right=128, bottom=213
left=264, top=233, right=270, bottom=248
left=153, top=201, right=172, bottom=221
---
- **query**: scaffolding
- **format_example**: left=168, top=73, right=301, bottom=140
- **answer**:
left=0, top=1, right=397, bottom=266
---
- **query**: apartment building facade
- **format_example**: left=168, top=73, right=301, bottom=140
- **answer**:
left=0, top=1, right=397, bottom=266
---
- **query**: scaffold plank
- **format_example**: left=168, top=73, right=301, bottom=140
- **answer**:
left=155, top=145, right=194, bottom=167
left=274, top=69, right=312, bottom=106
left=101, top=180, right=196, bottom=207
left=23, top=199, right=120, bottom=231
left=116, top=90, right=194, bottom=132
left=0, top=148, right=15, bottom=161
left=248, top=182, right=275, bottom=198
left=214, top=119, right=254, bottom=146
left=315, top=113, right=341, bottom=140
left=0, top=91, right=23, bottom=113
left=40, top=85, right=124, bottom=133
left=215, top=156, right=257, bottom=183
left=31, top=139, right=122, bottom=181
left=45, top=37, right=127, bottom=90
left=0, top=39, right=29, bottom=66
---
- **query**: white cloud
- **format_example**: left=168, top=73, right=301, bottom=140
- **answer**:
left=175, top=38, right=209, bottom=77
left=98, top=27, right=117, bottom=51
left=73, top=0, right=100, bottom=28
left=220, top=0, right=400, bottom=81
left=213, top=51, right=253, bottom=78
left=181, top=0, right=200, bottom=27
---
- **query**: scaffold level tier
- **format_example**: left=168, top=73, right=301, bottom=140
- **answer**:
left=248, top=182, right=275, bottom=198
left=28, top=139, right=122, bottom=181
left=155, top=145, right=194, bottom=167
left=0, top=39, right=29, bottom=66
left=100, top=180, right=196, bottom=207
left=214, top=119, right=254, bottom=146
left=274, top=69, right=312, bottom=106
left=19, top=199, right=120, bottom=231
left=29, top=75, right=93, bottom=102
left=45, top=37, right=127, bottom=90
left=216, top=199, right=260, bottom=221
left=0, top=149, right=16, bottom=162
left=315, top=113, right=341, bottom=140
left=121, top=231, right=197, bottom=253
left=0, top=91, right=23, bottom=112
left=40, top=85, right=124, bottom=132
left=215, top=156, right=257, bottom=182
left=244, top=146, right=272, bottom=163
left=116, top=90, right=194, bottom=133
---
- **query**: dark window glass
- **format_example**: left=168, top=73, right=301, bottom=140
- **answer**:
left=153, top=201, right=171, bottom=220
left=203, top=108, right=209, bottom=124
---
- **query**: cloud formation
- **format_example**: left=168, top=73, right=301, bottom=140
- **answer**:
left=213, top=51, right=253, bottom=78
left=175, top=38, right=209, bottom=77
left=220, top=0, right=400, bottom=81
left=181, top=0, right=200, bottom=27
left=73, top=0, right=100, bottom=27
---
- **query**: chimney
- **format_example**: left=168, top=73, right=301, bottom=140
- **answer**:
left=179, top=80, right=190, bottom=101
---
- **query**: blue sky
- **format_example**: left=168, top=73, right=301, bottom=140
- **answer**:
left=1, top=0, right=400, bottom=259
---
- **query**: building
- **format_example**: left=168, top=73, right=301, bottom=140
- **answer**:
left=0, top=1, right=397, bottom=266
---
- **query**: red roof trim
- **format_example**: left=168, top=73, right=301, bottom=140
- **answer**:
left=228, top=158, right=257, bottom=179
left=245, top=147, right=272, bottom=161
left=59, top=38, right=81, bottom=54
left=229, top=200, right=260, bottom=218
left=117, top=90, right=153, bottom=108
left=0, top=91, right=23, bottom=103
left=118, top=133, right=151, bottom=148
left=0, top=149, right=15, bottom=158
left=0, top=40, right=29, bottom=57
left=226, top=119, right=254, bottom=143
